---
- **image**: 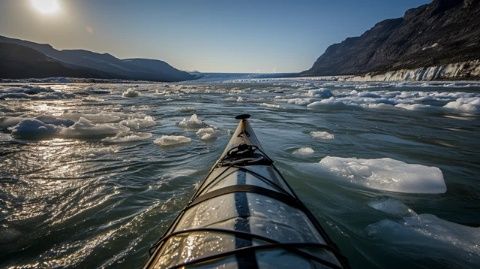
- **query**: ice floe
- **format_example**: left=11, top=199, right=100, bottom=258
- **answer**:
left=59, top=117, right=128, bottom=139
left=395, top=103, right=432, bottom=111
left=302, top=88, right=480, bottom=114
left=443, top=97, right=480, bottom=114
left=310, top=131, right=334, bottom=140
left=102, top=132, right=152, bottom=143
left=119, top=116, right=155, bottom=129
left=293, top=147, right=315, bottom=156
left=178, top=114, right=209, bottom=129
left=0, top=86, right=75, bottom=100
left=318, top=156, right=446, bottom=193
left=6, top=113, right=155, bottom=141
left=305, top=88, right=333, bottom=98
left=62, top=112, right=124, bottom=123
left=10, top=118, right=58, bottom=139
left=196, top=127, right=218, bottom=141
left=122, top=88, right=140, bottom=97
left=260, top=103, right=281, bottom=109
left=366, top=198, right=480, bottom=266
left=286, top=98, right=313, bottom=105
left=368, top=198, right=415, bottom=217
left=154, top=135, right=191, bottom=146
left=0, top=116, right=24, bottom=130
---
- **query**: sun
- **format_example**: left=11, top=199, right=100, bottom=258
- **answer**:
left=31, top=0, right=61, bottom=15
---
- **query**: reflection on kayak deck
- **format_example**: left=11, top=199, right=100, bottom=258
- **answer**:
left=145, top=115, right=349, bottom=269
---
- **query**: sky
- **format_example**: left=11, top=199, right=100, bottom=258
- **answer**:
left=0, top=0, right=430, bottom=73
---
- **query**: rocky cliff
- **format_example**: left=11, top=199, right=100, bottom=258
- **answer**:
left=302, top=0, right=480, bottom=80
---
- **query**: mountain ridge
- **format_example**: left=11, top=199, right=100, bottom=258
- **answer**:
left=0, top=35, right=195, bottom=82
left=302, top=0, right=480, bottom=80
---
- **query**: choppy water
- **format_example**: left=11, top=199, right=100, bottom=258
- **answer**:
left=1, top=78, right=479, bottom=269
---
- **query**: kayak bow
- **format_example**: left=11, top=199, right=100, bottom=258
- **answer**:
left=145, top=114, right=349, bottom=269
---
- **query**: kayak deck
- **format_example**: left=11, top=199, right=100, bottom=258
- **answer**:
left=145, top=115, right=349, bottom=269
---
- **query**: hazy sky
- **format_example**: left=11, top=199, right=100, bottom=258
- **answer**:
left=0, top=0, right=429, bottom=73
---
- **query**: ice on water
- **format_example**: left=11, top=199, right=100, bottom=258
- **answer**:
left=367, top=198, right=480, bottom=265
left=122, top=88, right=140, bottom=97
left=310, top=131, right=334, bottom=140
left=178, top=114, right=209, bottom=129
left=154, top=135, right=192, bottom=146
left=196, top=127, right=218, bottom=141
left=292, top=147, right=315, bottom=156
left=318, top=156, right=446, bottom=193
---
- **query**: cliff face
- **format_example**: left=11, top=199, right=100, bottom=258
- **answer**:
left=303, top=0, right=480, bottom=79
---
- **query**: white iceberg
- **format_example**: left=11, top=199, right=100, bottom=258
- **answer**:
left=178, top=114, right=208, bottom=129
left=196, top=127, right=218, bottom=141
left=10, top=119, right=58, bottom=139
left=366, top=198, right=480, bottom=266
left=122, top=88, right=140, bottom=98
left=292, top=147, right=315, bottom=156
left=444, top=97, right=480, bottom=114
left=318, top=156, right=446, bottom=194
left=120, top=116, right=155, bottom=129
left=154, top=135, right=191, bottom=146
left=59, top=117, right=127, bottom=139
left=310, top=131, right=334, bottom=140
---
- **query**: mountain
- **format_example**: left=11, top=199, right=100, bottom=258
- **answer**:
left=0, top=35, right=195, bottom=82
left=0, top=43, right=114, bottom=79
left=302, top=0, right=480, bottom=80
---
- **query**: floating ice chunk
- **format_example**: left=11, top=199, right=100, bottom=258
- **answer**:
left=62, top=112, right=124, bottom=123
left=307, top=98, right=345, bottom=108
left=122, top=88, right=140, bottom=98
left=362, top=103, right=394, bottom=109
left=0, top=86, right=74, bottom=100
left=366, top=200, right=480, bottom=266
left=0, top=117, right=23, bottom=130
left=35, top=116, right=75, bottom=127
left=292, top=147, right=315, bottom=156
left=196, top=127, right=218, bottom=141
left=305, top=88, right=333, bottom=98
left=318, top=156, right=446, bottom=194
left=395, top=103, right=432, bottom=111
left=120, top=116, right=155, bottom=129
left=178, top=114, right=208, bottom=129
left=287, top=98, right=313, bottom=105
left=10, top=119, right=58, bottom=139
left=358, top=92, right=381, bottom=98
left=60, top=117, right=127, bottom=139
left=444, top=97, right=480, bottom=114
left=368, top=198, right=415, bottom=217
left=102, top=132, right=152, bottom=143
left=154, top=135, right=191, bottom=146
left=260, top=103, right=281, bottom=109
left=310, top=131, right=334, bottom=140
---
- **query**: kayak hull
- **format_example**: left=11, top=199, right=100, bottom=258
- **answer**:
left=145, top=115, right=348, bottom=269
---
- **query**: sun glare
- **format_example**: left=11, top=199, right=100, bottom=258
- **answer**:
left=31, top=0, right=60, bottom=15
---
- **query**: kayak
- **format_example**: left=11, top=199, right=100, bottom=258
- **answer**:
left=145, top=114, right=349, bottom=269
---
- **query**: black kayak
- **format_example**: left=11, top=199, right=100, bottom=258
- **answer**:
left=145, top=114, right=349, bottom=269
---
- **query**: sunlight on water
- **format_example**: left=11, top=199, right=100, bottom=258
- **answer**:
left=0, top=79, right=479, bottom=268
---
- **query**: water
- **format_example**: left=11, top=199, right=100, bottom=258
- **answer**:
left=1, top=78, right=479, bottom=268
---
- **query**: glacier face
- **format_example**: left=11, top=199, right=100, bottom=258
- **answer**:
left=347, top=60, right=480, bottom=82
